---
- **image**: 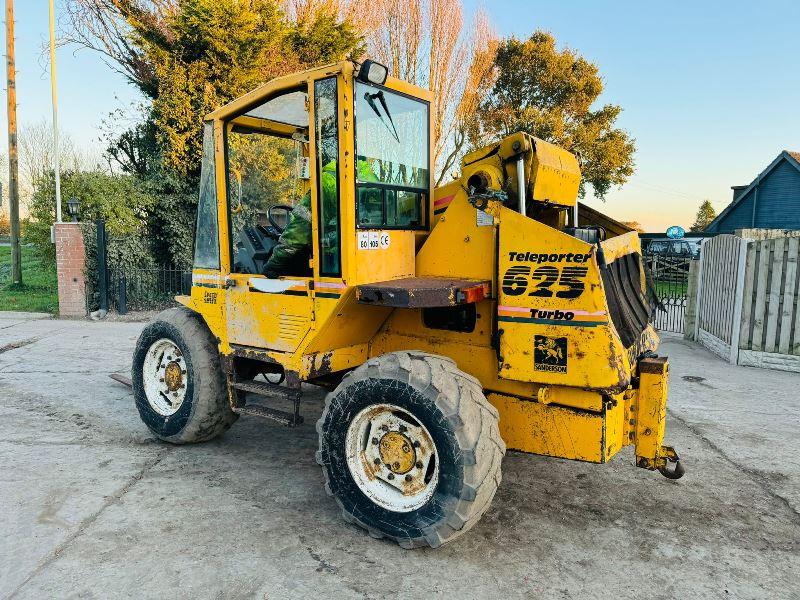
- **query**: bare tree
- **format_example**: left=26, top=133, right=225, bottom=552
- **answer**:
left=18, top=119, right=100, bottom=199
left=63, top=1, right=176, bottom=96
left=282, top=0, right=372, bottom=33
left=67, top=0, right=496, bottom=186
left=438, top=9, right=497, bottom=183
left=363, top=0, right=497, bottom=185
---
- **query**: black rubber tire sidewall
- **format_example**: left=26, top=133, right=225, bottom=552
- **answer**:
left=320, top=377, right=464, bottom=540
left=132, top=319, right=198, bottom=439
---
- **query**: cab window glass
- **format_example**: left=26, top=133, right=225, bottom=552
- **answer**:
left=357, top=187, right=422, bottom=228
left=194, top=122, right=220, bottom=269
left=226, top=88, right=309, bottom=274
left=354, top=81, right=428, bottom=229
left=357, top=186, right=382, bottom=227
left=315, top=77, right=341, bottom=276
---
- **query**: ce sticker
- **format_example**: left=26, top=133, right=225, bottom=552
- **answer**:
left=379, top=233, right=391, bottom=249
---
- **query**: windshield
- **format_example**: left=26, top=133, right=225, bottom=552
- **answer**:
left=244, top=89, right=308, bottom=127
left=354, top=81, right=429, bottom=190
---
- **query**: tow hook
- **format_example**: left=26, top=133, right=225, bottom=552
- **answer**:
left=658, top=447, right=685, bottom=480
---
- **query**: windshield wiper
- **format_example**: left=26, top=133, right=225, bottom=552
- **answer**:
left=364, top=91, right=400, bottom=143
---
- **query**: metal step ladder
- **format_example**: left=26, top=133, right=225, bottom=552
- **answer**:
left=231, top=378, right=303, bottom=427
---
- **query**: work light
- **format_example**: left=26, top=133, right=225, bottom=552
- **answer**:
left=357, top=60, right=388, bottom=86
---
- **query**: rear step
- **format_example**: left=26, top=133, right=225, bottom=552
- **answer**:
left=231, top=379, right=303, bottom=427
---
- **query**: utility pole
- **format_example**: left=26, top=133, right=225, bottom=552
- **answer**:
left=49, top=0, right=61, bottom=223
left=5, top=0, right=21, bottom=285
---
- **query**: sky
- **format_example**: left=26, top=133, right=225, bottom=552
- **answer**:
left=2, top=0, right=800, bottom=231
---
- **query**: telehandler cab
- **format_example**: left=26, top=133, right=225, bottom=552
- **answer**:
left=132, top=59, right=684, bottom=549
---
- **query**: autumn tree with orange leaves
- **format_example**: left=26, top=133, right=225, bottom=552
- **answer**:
left=360, top=0, right=498, bottom=184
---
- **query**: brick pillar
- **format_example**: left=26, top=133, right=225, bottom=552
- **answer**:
left=54, top=223, right=87, bottom=317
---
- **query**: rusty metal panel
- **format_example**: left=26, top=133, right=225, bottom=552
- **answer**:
left=487, top=392, right=605, bottom=462
left=356, top=277, right=490, bottom=308
left=634, top=356, right=669, bottom=468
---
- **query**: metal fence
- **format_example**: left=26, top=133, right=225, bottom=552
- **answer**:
left=108, top=266, right=191, bottom=313
left=644, top=252, right=695, bottom=334
left=86, top=221, right=192, bottom=314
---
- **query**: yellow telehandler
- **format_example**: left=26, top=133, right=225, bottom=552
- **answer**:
left=131, top=59, right=684, bottom=549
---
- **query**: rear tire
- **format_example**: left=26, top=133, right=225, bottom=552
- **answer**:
left=132, top=307, right=237, bottom=443
left=316, top=350, right=505, bottom=548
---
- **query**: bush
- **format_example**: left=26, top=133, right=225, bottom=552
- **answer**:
left=26, top=170, right=156, bottom=265
left=81, top=221, right=163, bottom=312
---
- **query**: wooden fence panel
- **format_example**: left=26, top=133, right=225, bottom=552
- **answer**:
left=698, top=233, right=800, bottom=370
left=739, top=240, right=758, bottom=349
left=764, top=238, right=785, bottom=352
left=739, top=237, right=800, bottom=371
left=778, top=237, right=798, bottom=355
left=751, top=242, right=771, bottom=351
left=795, top=242, right=800, bottom=355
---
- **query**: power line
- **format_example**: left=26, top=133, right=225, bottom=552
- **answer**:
left=625, top=180, right=708, bottom=203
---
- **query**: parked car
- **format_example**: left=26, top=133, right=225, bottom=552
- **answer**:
left=645, top=239, right=701, bottom=258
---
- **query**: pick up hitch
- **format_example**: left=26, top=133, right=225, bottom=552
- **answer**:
left=635, top=357, right=686, bottom=481
left=657, top=446, right=685, bottom=480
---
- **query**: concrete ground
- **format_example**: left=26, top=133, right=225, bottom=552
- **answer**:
left=1, top=312, right=798, bottom=600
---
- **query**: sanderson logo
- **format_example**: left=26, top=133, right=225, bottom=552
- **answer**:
left=534, top=335, right=568, bottom=374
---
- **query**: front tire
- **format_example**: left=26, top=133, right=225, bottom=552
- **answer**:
left=132, top=307, right=236, bottom=443
left=316, top=351, right=505, bottom=548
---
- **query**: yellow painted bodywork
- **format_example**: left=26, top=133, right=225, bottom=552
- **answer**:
left=460, top=132, right=581, bottom=208
left=181, top=61, right=678, bottom=474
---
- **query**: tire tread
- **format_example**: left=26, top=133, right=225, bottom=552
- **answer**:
left=132, top=307, right=236, bottom=444
left=317, top=350, right=505, bottom=549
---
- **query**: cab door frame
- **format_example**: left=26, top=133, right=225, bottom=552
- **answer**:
left=213, top=71, right=330, bottom=353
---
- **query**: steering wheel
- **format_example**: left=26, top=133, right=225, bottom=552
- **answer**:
left=268, top=204, right=294, bottom=233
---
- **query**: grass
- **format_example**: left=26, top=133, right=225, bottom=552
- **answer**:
left=0, top=245, right=59, bottom=313
left=653, top=279, right=688, bottom=298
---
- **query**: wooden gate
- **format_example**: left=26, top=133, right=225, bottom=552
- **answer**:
left=694, top=234, right=748, bottom=362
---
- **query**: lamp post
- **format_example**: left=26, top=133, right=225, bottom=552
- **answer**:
left=50, top=0, right=62, bottom=223
left=67, top=197, right=79, bottom=222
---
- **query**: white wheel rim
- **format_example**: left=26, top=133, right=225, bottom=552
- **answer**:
left=142, top=338, right=188, bottom=416
left=345, top=403, right=439, bottom=513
